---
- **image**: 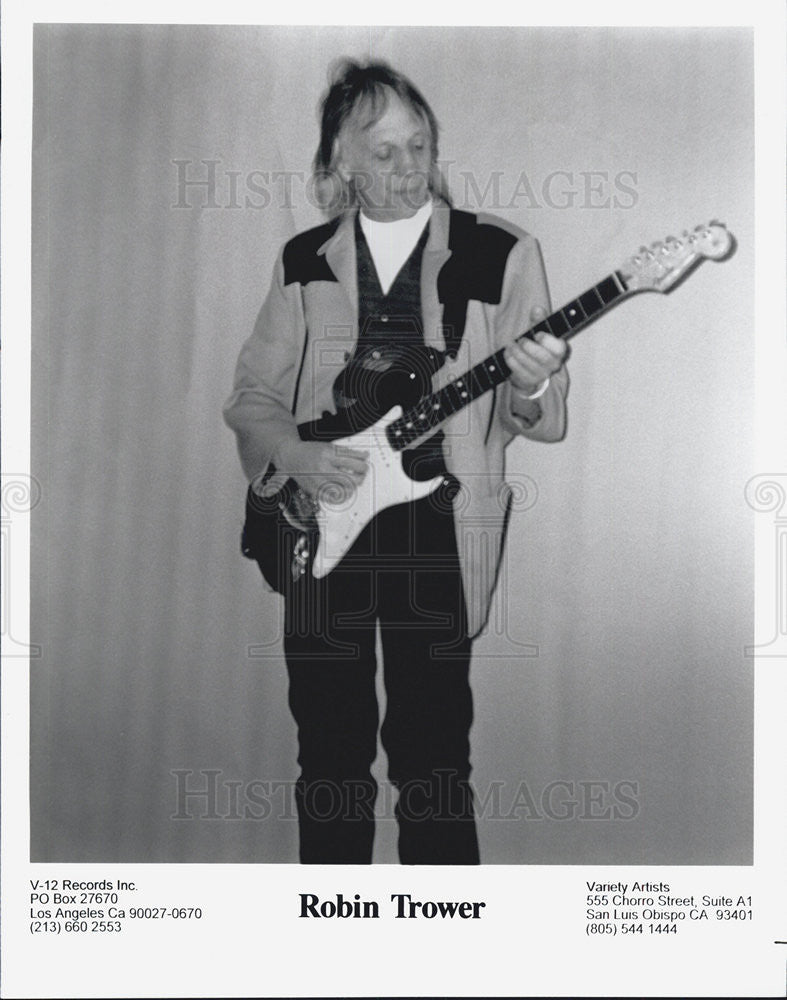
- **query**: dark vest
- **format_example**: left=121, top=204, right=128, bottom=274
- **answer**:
left=354, top=219, right=447, bottom=481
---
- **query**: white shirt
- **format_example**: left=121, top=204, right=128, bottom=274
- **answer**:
left=358, top=200, right=433, bottom=295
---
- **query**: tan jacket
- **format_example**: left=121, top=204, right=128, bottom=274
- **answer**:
left=223, top=200, right=568, bottom=636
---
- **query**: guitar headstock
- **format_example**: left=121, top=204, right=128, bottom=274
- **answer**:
left=619, top=222, right=733, bottom=293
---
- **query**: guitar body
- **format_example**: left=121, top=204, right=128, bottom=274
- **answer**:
left=242, top=341, right=447, bottom=591
left=311, top=407, right=444, bottom=578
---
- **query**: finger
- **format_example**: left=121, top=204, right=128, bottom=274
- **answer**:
left=334, top=445, right=369, bottom=463
left=507, top=345, right=554, bottom=383
left=329, top=453, right=368, bottom=477
left=532, top=332, right=568, bottom=359
left=514, top=339, right=555, bottom=367
left=505, top=349, right=548, bottom=386
left=519, top=339, right=566, bottom=371
left=530, top=304, right=548, bottom=324
left=331, top=460, right=368, bottom=478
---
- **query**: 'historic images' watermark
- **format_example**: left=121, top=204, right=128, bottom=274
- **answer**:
left=170, top=768, right=640, bottom=823
left=1, top=475, right=42, bottom=658
left=172, top=159, right=639, bottom=213
left=745, top=473, right=787, bottom=657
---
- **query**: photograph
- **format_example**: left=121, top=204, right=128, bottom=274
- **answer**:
left=28, top=22, right=754, bottom=867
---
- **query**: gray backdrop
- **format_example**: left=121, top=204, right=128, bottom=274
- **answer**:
left=31, top=24, right=753, bottom=863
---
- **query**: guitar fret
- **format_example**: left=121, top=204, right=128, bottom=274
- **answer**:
left=563, top=299, right=587, bottom=327
left=474, top=363, right=491, bottom=392
left=493, top=349, right=510, bottom=379
left=454, top=380, right=466, bottom=406
left=596, top=275, right=622, bottom=304
left=423, top=404, right=440, bottom=427
left=467, top=366, right=486, bottom=398
left=547, top=310, right=569, bottom=336
left=438, top=387, right=453, bottom=414
left=615, top=270, right=629, bottom=292
left=481, top=358, right=498, bottom=386
left=536, top=318, right=554, bottom=337
left=579, top=286, right=605, bottom=316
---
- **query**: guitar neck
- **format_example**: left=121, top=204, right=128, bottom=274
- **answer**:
left=385, top=271, right=629, bottom=451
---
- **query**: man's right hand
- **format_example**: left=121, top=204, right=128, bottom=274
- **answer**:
left=273, top=440, right=369, bottom=501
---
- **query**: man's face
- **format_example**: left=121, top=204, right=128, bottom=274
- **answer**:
left=337, top=91, right=433, bottom=222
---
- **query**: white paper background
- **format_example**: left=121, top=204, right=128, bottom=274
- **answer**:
left=3, top=0, right=786, bottom=997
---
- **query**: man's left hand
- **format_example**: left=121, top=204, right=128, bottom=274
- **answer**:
left=504, top=306, right=568, bottom=395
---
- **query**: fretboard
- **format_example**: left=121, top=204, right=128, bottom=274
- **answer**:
left=385, top=271, right=628, bottom=450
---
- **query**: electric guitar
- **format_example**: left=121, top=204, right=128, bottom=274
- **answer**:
left=242, top=222, right=733, bottom=592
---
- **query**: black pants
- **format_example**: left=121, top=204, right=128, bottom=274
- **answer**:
left=283, top=485, right=479, bottom=865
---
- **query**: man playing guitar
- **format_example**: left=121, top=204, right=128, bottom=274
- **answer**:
left=224, top=59, right=568, bottom=864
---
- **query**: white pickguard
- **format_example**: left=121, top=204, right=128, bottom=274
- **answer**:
left=312, top=406, right=444, bottom=578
